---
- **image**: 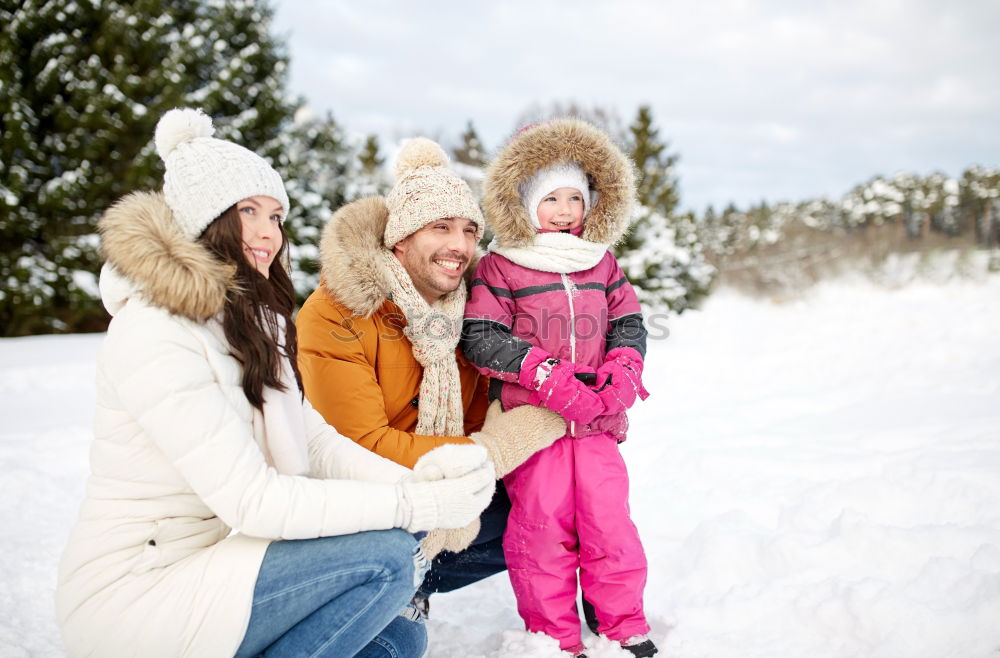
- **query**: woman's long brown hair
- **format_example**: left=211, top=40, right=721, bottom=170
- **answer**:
left=198, top=205, right=301, bottom=409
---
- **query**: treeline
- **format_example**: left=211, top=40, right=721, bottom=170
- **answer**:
left=2, top=0, right=996, bottom=336
left=701, top=168, right=1000, bottom=294
left=702, top=167, right=1000, bottom=256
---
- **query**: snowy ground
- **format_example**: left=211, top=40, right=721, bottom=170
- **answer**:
left=2, top=277, right=999, bottom=657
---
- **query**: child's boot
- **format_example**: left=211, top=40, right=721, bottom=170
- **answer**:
left=621, top=634, right=658, bottom=657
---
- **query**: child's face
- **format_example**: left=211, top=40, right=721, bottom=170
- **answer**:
left=535, top=187, right=585, bottom=231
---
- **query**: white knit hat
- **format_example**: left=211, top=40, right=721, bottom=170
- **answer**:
left=154, top=108, right=289, bottom=239
left=384, top=137, right=484, bottom=248
left=519, top=162, right=591, bottom=229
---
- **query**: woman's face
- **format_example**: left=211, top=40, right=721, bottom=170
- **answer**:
left=236, top=196, right=284, bottom=279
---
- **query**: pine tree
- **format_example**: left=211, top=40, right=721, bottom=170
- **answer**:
left=615, top=105, right=714, bottom=312
left=0, top=0, right=294, bottom=336
left=355, top=134, right=390, bottom=198
left=699, top=204, right=743, bottom=260
left=358, top=135, right=384, bottom=174
left=720, top=203, right=751, bottom=251
left=959, top=166, right=1000, bottom=246
left=452, top=120, right=486, bottom=167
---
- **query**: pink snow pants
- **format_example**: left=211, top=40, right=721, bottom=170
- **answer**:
left=503, top=432, right=650, bottom=650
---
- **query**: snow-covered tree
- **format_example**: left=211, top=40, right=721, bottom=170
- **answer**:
left=274, top=110, right=354, bottom=300
left=615, top=105, right=714, bottom=312
left=959, top=166, right=1000, bottom=246
left=0, top=0, right=293, bottom=336
left=452, top=120, right=487, bottom=167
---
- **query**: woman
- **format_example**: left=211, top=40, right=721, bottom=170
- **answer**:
left=55, top=108, right=495, bottom=657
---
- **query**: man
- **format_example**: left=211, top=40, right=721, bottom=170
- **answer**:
left=296, top=137, right=564, bottom=614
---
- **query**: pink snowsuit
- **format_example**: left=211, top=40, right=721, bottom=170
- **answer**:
left=462, top=247, right=651, bottom=649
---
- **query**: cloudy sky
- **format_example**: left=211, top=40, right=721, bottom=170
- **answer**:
left=270, top=0, right=1000, bottom=212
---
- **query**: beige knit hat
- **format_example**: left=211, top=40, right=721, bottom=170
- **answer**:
left=384, top=137, right=484, bottom=248
left=155, top=108, right=289, bottom=239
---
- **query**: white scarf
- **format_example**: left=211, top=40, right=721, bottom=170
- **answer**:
left=378, top=250, right=466, bottom=437
left=256, top=356, right=310, bottom=475
left=251, top=317, right=310, bottom=475
left=488, top=231, right=610, bottom=274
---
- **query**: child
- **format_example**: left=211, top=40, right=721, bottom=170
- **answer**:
left=461, top=118, right=657, bottom=658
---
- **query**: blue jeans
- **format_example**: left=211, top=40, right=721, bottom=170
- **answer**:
left=418, top=481, right=510, bottom=595
left=235, top=529, right=428, bottom=658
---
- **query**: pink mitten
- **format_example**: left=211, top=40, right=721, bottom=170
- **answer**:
left=594, top=347, right=650, bottom=414
left=518, top=348, right=605, bottom=425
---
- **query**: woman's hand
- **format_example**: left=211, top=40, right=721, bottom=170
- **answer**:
left=397, top=445, right=495, bottom=533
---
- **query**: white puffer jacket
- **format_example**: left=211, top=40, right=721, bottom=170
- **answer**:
left=56, top=191, right=411, bottom=657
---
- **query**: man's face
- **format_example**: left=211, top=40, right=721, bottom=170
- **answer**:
left=393, top=217, right=478, bottom=304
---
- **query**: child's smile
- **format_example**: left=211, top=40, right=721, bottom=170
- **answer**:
left=536, top=187, right=585, bottom=231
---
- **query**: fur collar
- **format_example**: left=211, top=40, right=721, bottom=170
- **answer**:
left=98, top=191, right=233, bottom=321
left=318, top=196, right=480, bottom=318
left=318, top=197, right=395, bottom=318
left=483, top=118, right=637, bottom=248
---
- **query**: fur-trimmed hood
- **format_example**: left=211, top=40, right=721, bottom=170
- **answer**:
left=483, top=118, right=637, bottom=248
left=318, top=196, right=479, bottom=318
left=318, top=197, right=395, bottom=318
left=98, top=191, right=233, bottom=320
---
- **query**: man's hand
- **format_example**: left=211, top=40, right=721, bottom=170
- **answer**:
left=471, top=401, right=566, bottom=477
left=421, top=519, right=481, bottom=560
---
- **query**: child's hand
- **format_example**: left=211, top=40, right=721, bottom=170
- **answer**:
left=537, top=362, right=605, bottom=424
left=518, top=349, right=606, bottom=425
left=594, top=347, right=650, bottom=414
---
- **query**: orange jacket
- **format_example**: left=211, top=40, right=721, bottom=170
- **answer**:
left=296, top=197, right=489, bottom=469
left=298, top=289, right=488, bottom=468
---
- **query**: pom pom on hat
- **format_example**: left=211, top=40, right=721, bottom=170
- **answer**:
left=394, top=137, right=449, bottom=180
left=154, top=108, right=214, bottom=160
left=155, top=107, right=289, bottom=239
left=384, top=137, right=484, bottom=248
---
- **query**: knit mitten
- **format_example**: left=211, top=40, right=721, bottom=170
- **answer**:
left=517, top=347, right=606, bottom=425
left=412, top=443, right=490, bottom=481
left=421, top=518, right=481, bottom=560
left=471, top=400, right=566, bottom=477
left=594, top=347, right=650, bottom=414
left=397, top=445, right=495, bottom=533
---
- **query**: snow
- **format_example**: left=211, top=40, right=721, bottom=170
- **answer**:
left=70, top=270, right=99, bottom=299
left=2, top=278, right=999, bottom=657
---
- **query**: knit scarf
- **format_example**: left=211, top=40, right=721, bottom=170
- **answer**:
left=488, top=231, right=610, bottom=274
left=378, top=250, right=466, bottom=437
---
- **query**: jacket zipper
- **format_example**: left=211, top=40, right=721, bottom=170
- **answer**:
left=561, top=273, right=577, bottom=436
